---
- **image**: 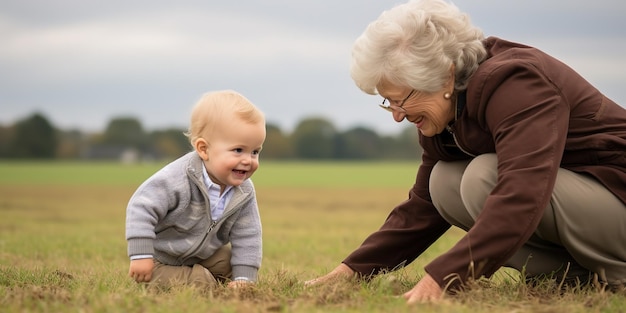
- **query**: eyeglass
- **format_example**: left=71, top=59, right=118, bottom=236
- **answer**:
left=379, top=89, right=416, bottom=113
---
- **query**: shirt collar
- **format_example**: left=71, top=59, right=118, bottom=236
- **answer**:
left=201, top=163, right=233, bottom=195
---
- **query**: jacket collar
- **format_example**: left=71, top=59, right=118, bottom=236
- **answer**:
left=455, top=90, right=467, bottom=120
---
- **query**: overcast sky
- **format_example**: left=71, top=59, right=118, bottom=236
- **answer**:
left=1, top=0, right=625, bottom=135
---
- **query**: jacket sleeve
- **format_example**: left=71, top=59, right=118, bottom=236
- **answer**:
left=425, top=60, right=570, bottom=290
left=125, top=162, right=187, bottom=258
left=342, top=159, right=451, bottom=276
left=228, top=187, right=262, bottom=282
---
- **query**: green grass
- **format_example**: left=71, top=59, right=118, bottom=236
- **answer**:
left=0, top=161, right=164, bottom=186
left=0, top=161, right=623, bottom=312
left=0, top=160, right=419, bottom=187
left=255, top=160, right=420, bottom=187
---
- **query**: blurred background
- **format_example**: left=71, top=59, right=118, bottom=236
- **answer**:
left=1, top=0, right=624, bottom=160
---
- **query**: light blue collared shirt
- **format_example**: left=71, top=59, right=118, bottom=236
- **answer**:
left=201, top=164, right=234, bottom=221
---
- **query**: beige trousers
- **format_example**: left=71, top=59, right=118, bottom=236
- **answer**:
left=430, top=154, right=626, bottom=286
left=149, top=245, right=232, bottom=289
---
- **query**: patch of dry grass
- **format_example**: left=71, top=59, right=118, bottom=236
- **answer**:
left=0, top=181, right=624, bottom=312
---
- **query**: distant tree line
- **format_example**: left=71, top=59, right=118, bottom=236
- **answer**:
left=0, top=112, right=423, bottom=161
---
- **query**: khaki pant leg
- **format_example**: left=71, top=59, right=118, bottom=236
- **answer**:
left=150, top=260, right=217, bottom=290
left=431, top=154, right=626, bottom=284
left=456, top=154, right=592, bottom=280
left=198, top=245, right=233, bottom=282
left=548, top=168, right=626, bottom=285
left=430, top=158, right=473, bottom=231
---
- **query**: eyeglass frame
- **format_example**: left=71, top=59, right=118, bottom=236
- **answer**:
left=379, top=89, right=416, bottom=113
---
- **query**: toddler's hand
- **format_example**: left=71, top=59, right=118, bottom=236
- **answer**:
left=128, top=258, right=154, bottom=283
left=227, top=280, right=253, bottom=289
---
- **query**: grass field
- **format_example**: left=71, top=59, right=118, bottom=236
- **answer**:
left=0, top=160, right=623, bottom=312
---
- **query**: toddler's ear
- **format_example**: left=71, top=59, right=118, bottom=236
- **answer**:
left=194, top=138, right=210, bottom=161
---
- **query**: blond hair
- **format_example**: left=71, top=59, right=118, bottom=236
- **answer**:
left=185, top=90, right=265, bottom=146
left=350, top=0, right=487, bottom=94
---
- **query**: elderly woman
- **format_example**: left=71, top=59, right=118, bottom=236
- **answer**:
left=306, top=0, right=626, bottom=304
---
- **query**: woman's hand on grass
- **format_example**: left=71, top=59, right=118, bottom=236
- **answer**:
left=304, top=263, right=355, bottom=286
left=403, top=273, right=443, bottom=304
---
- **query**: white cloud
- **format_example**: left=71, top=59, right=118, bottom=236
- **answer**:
left=1, top=7, right=352, bottom=86
left=1, top=1, right=625, bottom=134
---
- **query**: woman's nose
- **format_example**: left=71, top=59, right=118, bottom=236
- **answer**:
left=392, top=110, right=406, bottom=123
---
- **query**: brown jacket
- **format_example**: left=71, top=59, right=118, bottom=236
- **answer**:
left=343, top=37, right=626, bottom=290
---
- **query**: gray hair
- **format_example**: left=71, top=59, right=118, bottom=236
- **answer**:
left=350, top=0, right=487, bottom=94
